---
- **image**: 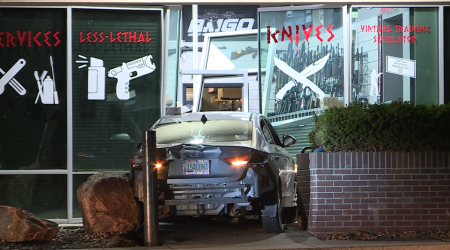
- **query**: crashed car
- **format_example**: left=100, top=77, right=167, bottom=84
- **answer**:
left=129, top=111, right=298, bottom=233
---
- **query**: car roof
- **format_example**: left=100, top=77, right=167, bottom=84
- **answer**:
left=156, top=111, right=258, bottom=126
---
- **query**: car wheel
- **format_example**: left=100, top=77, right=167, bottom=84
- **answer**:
left=262, top=189, right=284, bottom=233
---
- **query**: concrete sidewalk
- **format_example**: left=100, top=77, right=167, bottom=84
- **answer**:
left=75, top=224, right=450, bottom=250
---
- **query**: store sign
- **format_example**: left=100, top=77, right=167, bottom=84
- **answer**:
left=182, top=5, right=257, bottom=42
left=266, top=24, right=334, bottom=43
left=386, top=56, right=416, bottom=78
left=360, top=24, right=430, bottom=44
left=73, top=9, right=161, bottom=101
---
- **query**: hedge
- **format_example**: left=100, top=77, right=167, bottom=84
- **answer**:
left=308, top=101, right=450, bottom=152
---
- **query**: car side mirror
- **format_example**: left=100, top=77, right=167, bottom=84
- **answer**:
left=283, top=135, right=296, bottom=147
left=136, top=142, right=142, bottom=149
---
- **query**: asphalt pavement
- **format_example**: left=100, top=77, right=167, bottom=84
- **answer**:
left=74, top=223, right=450, bottom=250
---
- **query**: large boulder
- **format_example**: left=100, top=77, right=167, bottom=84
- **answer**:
left=77, top=172, right=140, bottom=234
left=0, top=206, right=59, bottom=242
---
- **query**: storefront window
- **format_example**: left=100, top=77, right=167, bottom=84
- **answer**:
left=351, top=7, right=438, bottom=105
left=0, top=8, right=67, bottom=170
left=259, top=7, right=344, bottom=118
left=72, top=9, right=162, bottom=171
left=444, top=7, right=450, bottom=104
left=166, top=9, right=181, bottom=108
left=0, top=174, right=67, bottom=218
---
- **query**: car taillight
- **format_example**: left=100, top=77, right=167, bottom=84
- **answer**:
left=221, top=154, right=250, bottom=166
left=131, top=154, right=166, bottom=168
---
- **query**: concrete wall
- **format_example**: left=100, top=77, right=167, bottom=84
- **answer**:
left=299, top=152, right=450, bottom=237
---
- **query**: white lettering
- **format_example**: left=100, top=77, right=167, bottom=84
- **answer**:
left=221, top=18, right=239, bottom=32
left=187, top=19, right=206, bottom=36
left=236, top=18, right=254, bottom=30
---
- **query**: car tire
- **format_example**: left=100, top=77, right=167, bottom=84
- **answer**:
left=262, top=189, right=284, bottom=233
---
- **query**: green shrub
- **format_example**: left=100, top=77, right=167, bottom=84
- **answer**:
left=308, top=101, right=450, bottom=152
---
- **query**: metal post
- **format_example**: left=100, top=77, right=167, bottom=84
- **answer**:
left=142, top=130, right=159, bottom=246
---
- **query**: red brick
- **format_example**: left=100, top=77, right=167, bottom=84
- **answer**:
left=421, top=203, right=437, bottom=209
left=351, top=193, right=368, bottom=198
left=352, top=215, right=369, bottom=220
left=403, top=203, right=421, bottom=209
left=335, top=227, right=352, bottom=233
left=343, top=198, right=360, bottom=203
left=403, top=180, right=420, bottom=185
left=412, top=175, right=429, bottom=180
left=422, top=215, right=438, bottom=220
left=317, top=181, right=333, bottom=186
left=334, top=215, right=352, bottom=221
left=334, top=193, right=351, bottom=198
left=379, top=198, right=396, bottom=203
left=395, top=198, right=413, bottom=203
left=438, top=191, right=450, bottom=197
left=369, top=192, right=385, bottom=198
left=430, top=186, right=445, bottom=192
left=387, top=203, right=403, bottom=209
left=326, top=221, right=343, bottom=227
left=361, top=221, right=377, bottom=227
left=311, top=198, right=326, bottom=204
left=315, top=193, right=334, bottom=198
left=326, top=187, right=343, bottom=192
left=404, top=215, right=417, bottom=220
left=386, top=169, right=403, bottom=174
left=315, top=170, right=334, bottom=174
left=403, top=169, right=421, bottom=174
left=413, top=197, right=429, bottom=203
left=421, top=227, right=441, bottom=231
left=315, top=215, right=334, bottom=221
left=421, top=180, right=438, bottom=185
left=326, top=175, right=342, bottom=180
left=360, top=175, right=377, bottom=180
left=413, top=221, right=429, bottom=226
left=386, top=192, right=403, bottom=197
left=438, top=203, right=450, bottom=208
left=311, top=221, right=326, bottom=227
left=334, top=170, right=351, bottom=175
left=326, top=210, right=343, bottom=215
left=335, top=204, right=352, bottom=209
left=326, top=199, right=343, bottom=204
left=368, top=180, right=386, bottom=186
left=403, top=192, right=420, bottom=197
left=316, top=204, right=334, bottom=210
left=395, top=186, right=412, bottom=192
left=396, top=221, right=412, bottom=226
left=378, top=210, right=395, bottom=215
left=412, top=209, right=429, bottom=215
left=352, top=204, right=368, bottom=209
left=395, top=209, right=412, bottom=215
left=430, top=198, right=447, bottom=203
left=395, top=175, right=412, bottom=180
left=360, top=187, right=377, bottom=192
left=379, top=221, right=396, bottom=226
left=344, top=221, right=361, bottom=227
left=386, top=215, right=404, bottom=220
left=351, top=181, right=368, bottom=186
left=343, top=187, right=359, bottom=192
left=369, top=169, right=386, bottom=174
left=378, top=186, right=395, bottom=192
left=311, top=209, right=325, bottom=215
left=421, top=192, right=437, bottom=197
left=377, top=175, right=394, bottom=180
left=334, top=181, right=351, bottom=186
left=430, top=220, right=448, bottom=226
left=439, top=215, right=450, bottom=220
left=386, top=226, right=406, bottom=232
left=352, top=169, right=368, bottom=175
left=343, top=210, right=360, bottom=215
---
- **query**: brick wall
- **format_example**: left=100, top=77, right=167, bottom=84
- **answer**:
left=304, top=152, right=450, bottom=237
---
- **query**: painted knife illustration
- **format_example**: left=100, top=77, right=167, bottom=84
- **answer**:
left=273, top=54, right=329, bottom=100
left=0, top=59, right=27, bottom=95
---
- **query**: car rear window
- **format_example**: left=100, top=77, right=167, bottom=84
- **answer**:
left=154, top=120, right=253, bottom=146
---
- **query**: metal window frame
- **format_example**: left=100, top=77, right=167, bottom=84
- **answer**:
left=350, top=4, right=443, bottom=105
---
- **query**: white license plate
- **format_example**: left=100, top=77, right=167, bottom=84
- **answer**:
left=183, top=160, right=210, bottom=175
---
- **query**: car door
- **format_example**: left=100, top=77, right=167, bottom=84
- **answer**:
left=260, top=118, right=289, bottom=172
left=262, top=119, right=295, bottom=171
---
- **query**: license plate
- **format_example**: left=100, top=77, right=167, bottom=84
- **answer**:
left=183, top=160, right=210, bottom=175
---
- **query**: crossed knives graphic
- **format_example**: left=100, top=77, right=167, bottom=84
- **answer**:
left=0, top=59, right=27, bottom=96
left=273, top=54, right=329, bottom=101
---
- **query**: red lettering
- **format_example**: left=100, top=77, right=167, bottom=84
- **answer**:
left=315, top=24, right=323, bottom=42
left=99, top=32, right=104, bottom=43
left=295, top=25, right=299, bottom=43
left=33, top=31, right=41, bottom=47
left=281, top=26, right=292, bottom=43
left=412, top=36, right=417, bottom=43
left=28, top=31, right=31, bottom=47
left=420, top=26, right=425, bottom=32
left=397, top=36, right=403, bottom=43
left=44, top=31, right=51, bottom=47
left=326, top=25, right=334, bottom=42
left=86, top=32, right=92, bottom=43
left=53, top=31, right=60, bottom=47
left=0, top=32, right=3, bottom=47
left=361, top=25, right=366, bottom=32
left=146, top=31, right=151, bottom=42
left=6, top=32, right=15, bottom=47
left=373, top=35, right=377, bottom=43
left=394, top=25, right=402, bottom=32
left=110, top=31, right=116, bottom=42
left=425, top=25, right=430, bottom=33
left=122, top=32, right=128, bottom=42
left=129, top=32, right=136, bottom=43
left=80, top=31, right=86, bottom=43
left=17, top=31, right=26, bottom=46
left=302, top=25, right=313, bottom=42
left=92, top=32, right=98, bottom=43
left=116, top=32, right=122, bottom=43
left=138, top=32, right=144, bottom=43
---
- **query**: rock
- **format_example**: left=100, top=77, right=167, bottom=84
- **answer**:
left=77, top=172, right=140, bottom=234
left=0, top=205, right=59, bottom=242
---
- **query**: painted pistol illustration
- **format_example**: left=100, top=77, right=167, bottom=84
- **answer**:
left=107, top=55, right=156, bottom=100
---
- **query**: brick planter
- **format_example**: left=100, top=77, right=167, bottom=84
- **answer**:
left=297, top=152, right=450, bottom=237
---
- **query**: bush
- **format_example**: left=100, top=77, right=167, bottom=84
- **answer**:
left=308, top=101, right=450, bottom=152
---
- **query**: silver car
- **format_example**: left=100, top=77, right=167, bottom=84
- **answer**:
left=129, top=111, right=298, bottom=233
